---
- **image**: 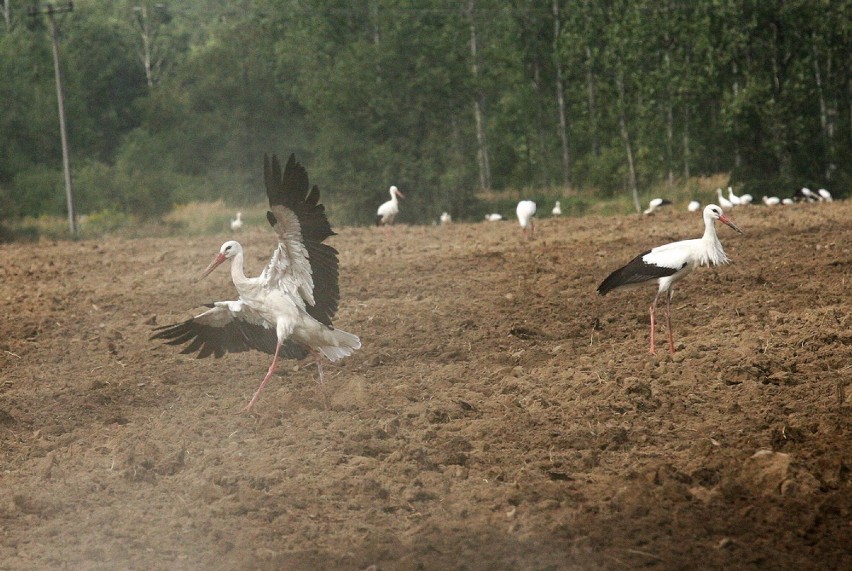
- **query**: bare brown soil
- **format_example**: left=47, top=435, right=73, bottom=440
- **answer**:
left=1, top=201, right=850, bottom=570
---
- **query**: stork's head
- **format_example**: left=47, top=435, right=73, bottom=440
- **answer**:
left=390, top=185, right=404, bottom=199
left=198, top=240, right=242, bottom=280
left=704, top=204, right=743, bottom=234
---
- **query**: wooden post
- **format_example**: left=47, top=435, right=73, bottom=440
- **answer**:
left=29, top=2, right=77, bottom=236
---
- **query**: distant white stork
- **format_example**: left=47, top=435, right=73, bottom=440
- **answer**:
left=643, top=198, right=672, bottom=215
left=795, top=187, right=820, bottom=202
left=484, top=213, right=506, bottom=222
left=230, top=212, right=243, bottom=231
left=817, top=188, right=833, bottom=202
left=687, top=200, right=701, bottom=212
left=551, top=201, right=562, bottom=216
left=376, top=185, right=404, bottom=226
left=782, top=198, right=795, bottom=205
left=516, top=200, right=537, bottom=239
left=716, top=188, right=734, bottom=209
left=739, top=193, right=754, bottom=205
left=762, top=196, right=781, bottom=206
left=727, top=186, right=742, bottom=206
left=152, top=154, right=361, bottom=412
left=440, top=211, right=452, bottom=225
left=597, top=204, right=743, bottom=355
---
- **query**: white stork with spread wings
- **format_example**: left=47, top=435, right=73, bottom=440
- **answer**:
left=152, top=154, right=361, bottom=411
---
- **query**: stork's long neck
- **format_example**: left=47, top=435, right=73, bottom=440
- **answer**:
left=230, top=248, right=250, bottom=288
left=389, top=189, right=398, bottom=205
left=701, top=217, right=728, bottom=266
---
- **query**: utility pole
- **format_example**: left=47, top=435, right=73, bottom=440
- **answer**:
left=28, top=2, right=77, bottom=236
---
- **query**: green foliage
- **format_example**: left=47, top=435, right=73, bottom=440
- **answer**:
left=0, top=0, right=849, bottom=235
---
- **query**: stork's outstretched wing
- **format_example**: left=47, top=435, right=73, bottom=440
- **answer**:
left=151, top=302, right=308, bottom=360
left=262, top=154, right=339, bottom=327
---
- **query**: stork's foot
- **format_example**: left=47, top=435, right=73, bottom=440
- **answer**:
left=238, top=390, right=264, bottom=414
left=307, top=350, right=331, bottom=410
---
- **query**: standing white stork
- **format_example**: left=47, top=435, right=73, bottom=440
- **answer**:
left=516, top=200, right=537, bottom=239
left=727, top=186, right=742, bottom=206
left=551, top=201, right=562, bottom=216
left=597, top=204, right=742, bottom=355
left=687, top=200, right=701, bottom=212
left=643, top=198, right=672, bottom=215
left=152, top=154, right=361, bottom=411
left=795, top=187, right=820, bottom=202
left=376, top=185, right=404, bottom=226
left=439, top=211, right=452, bottom=225
left=230, top=211, right=243, bottom=231
left=716, top=188, right=734, bottom=209
left=817, top=188, right=833, bottom=202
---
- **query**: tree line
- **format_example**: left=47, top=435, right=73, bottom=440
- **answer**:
left=0, top=0, right=848, bottom=227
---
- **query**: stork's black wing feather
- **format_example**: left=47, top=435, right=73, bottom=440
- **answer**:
left=151, top=307, right=308, bottom=360
left=597, top=250, right=682, bottom=295
left=264, top=154, right=339, bottom=326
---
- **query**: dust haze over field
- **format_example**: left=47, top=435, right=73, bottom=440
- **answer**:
left=0, top=201, right=849, bottom=570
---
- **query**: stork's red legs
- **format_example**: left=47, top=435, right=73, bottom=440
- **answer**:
left=308, top=348, right=330, bottom=410
left=240, top=341, right=283, bottom=413
left=649, top=292, right=660, bottom=355
left=664, top=289, right=675, bottom=354
left=649, top=289, right=676, bottom=357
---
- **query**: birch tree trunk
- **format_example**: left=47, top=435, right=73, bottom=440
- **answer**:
left=467, top=0, right=491, bottom=190
left=2, top=0, right=11, bottom=30
left=532, top=59, right=552, bottom=185
left=616, top=69, right=640, bottom=213
left=552, top=0, right=571, bottom=188
left=585, top=44, right=599, bottom=156
left=682, top=107, right=691, bottom=180
left=731, top=60, right=742, bottom=169
left=811, top=32, right=835, bottom=181
left=664, top=51, right=674, bottom=189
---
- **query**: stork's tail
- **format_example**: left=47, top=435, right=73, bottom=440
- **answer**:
left=318, top=328, right=361, bottom=362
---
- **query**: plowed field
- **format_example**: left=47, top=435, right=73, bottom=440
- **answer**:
left=1, top=200, right=849, bottom=570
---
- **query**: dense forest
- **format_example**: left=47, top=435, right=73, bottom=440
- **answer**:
left=0, top=0, right=849, bottom=228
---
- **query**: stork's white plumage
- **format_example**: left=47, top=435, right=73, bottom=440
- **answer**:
left=376, top=185, right=404, bottom=226
left=597, top=204, right=743, bottom=355
left=643, top=198, right=672, bottom=215
left=796, top=187, right=820, bottom=202
left=716, top=188, right=734, bottom=209
left=152, top=154, right=361, bottom=411
left=762, top=196, right=781, bottom=206
left=439, top=211, right=452, bottom=225
left=687, top=200, right=701, bottom=212
left=727, top=187, right=742, bottom=206
left=817, top=188, right=833, bottom=202
left=230, top=211, right=243, bottom=231
left=551, top=201, right=562, bottom=216
left=782, top=198, right=795, bottom=205
left=516, top=200, right=537, bottom=239
left=484, top=213, right=506, bottom=222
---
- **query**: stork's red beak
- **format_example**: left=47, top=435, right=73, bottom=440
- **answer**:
left=719, top=213, right=743, bottom=234
left=197, top=252, right=226, bottom=281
